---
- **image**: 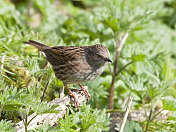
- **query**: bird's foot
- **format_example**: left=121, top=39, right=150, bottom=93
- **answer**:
left=65, top=85, right=79, bottom=111
left=72, top=96, right=79, bottom=111
left=78, top=84, right=90, bottom=102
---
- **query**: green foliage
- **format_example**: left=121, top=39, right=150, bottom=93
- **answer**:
left=162, top=98, right=176, bottom=111
left=85, top=77, right=110, bottom=109
left=0, top=0, right=176, bottom=131
left=58, top=104, right=110, bottom=131
left=31, top=105, right=110, bottom=132
left=116, top=120, right=143, bottom=132
left=0, top=78, right=57, bottom=113
left=97, top=0, right=152, bottom=33
left=31, top=124, right=52, bottom=132
left=122, top=73, right=174, bottom=106
left=160, top=0, right=176, bottom=29
left=0, top=119, right=15, bottom=131
left=0, top=80, right=24, bottom=112
left=25, top=56, right=44, bottom=78
left=33, top=0, right=68, bottom=32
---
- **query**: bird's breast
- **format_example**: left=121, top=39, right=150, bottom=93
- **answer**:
left=53, top=61, right=106, bottom=84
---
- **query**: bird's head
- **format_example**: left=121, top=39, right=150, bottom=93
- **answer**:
left=85, top=44, right=112, bottom=69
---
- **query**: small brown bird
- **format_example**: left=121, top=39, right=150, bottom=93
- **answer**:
left=24, top=40, right=112, bottom=110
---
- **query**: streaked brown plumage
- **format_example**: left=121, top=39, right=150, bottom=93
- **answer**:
left=23, top=40, right=112, bottom=110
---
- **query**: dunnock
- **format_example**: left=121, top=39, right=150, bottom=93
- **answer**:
left=24, top=40, right=112, bottom=110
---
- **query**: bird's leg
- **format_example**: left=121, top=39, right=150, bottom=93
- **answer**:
left=64, top=84, right=79, bottom=111
left=78, top=84, right=90, bottom=101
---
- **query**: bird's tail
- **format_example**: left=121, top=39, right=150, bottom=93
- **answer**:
left=23, top=40, right=50, bottom=51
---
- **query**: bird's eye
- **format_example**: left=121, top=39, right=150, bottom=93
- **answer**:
left=96, top=53, right=105, bottom=60
left=96, top=53, right=102, bottom=58
left=96, top=53, right=112, bottom=63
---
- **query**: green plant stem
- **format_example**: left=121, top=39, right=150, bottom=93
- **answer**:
left=108, top=50, right=120, bottom=109
left=145, top=109, right=153, bottom=132
left=150, top=109, right=163, bottom=122
left=20, top=111, right=28, bottom=132
left=26, top=76, right=33, bottom=90
left=25, top=113, right=28, bottom=132
left=41, top=76, right=52, bottom=102
left=115, top=61, right=134, bottom=77
left=144, top=109, right=163, bottom=132
left=0, top=105, right=4, bottom=119
left=27, top=114, right=38, bottom=125
left=108, top=32, right=129, bottom=109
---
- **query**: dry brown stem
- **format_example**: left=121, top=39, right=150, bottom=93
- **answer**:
left=120, top=96, right=133, bottom=132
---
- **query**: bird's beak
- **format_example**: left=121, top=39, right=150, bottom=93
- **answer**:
left=105, top=58, right=113, bottom=63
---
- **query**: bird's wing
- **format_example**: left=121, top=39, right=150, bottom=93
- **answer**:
left=44, top=46, right=85, bottom=65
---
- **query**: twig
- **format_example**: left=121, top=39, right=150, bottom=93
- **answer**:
left=108, top=32, right=129, bottom=109
left=120, top=97, right=129, bottom=110
left=41, top=76, right=52, bottom=102
left=26, top=0, right=33, bottom=27
left=117, top=32, right=129, bottom=52
left=0, top=55, right=5, bottom=71
left=120, top=96, right=133, bottom=132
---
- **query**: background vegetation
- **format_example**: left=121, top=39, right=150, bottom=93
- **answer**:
left=0, top=0, right=176, bottom=131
